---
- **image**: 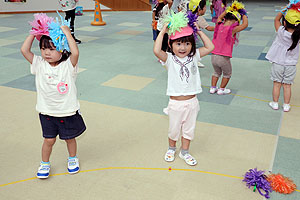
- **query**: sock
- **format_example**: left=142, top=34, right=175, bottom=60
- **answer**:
left=220, top=88, right=225, bottom=90
left=69, top=156, right=77, bottom=160
left=168, top=146, right=176, bottom=151
left=41, top=161, right=50, bottom=165
left=211, top=86, right=216, bottom=88
left=181, top=149, right=189, bottom=156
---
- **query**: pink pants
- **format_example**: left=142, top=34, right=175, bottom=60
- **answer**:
left=166, top=97, right=200, bottom=141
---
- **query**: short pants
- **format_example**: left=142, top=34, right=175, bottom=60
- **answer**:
left=270, top=63, right=297, bottom=84
left=211, top=54, right=232, bottom=78
left=39, top=110, right=86, bottom=140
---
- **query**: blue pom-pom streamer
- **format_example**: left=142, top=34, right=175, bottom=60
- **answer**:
left=48, top=11, right=70, bottom=52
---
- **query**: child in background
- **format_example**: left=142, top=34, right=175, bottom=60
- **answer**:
left=188, top=0, right=214, bottom=68
left=209, top=1, right=248, bottom=95
left=153, top=12, right=214, bottom=166
left=189, top=0, right=214, bottom=31
left=266, top=2, right=300, bottom=112
left=152, top=0, right=173, bottom=48
left=21, top=14, right=86, bottom=178
left=210, top=0, right=226, bottom=23
left=58, top=0, right=81, bottom=44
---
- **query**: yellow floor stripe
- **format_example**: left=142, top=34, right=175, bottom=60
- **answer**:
left=0, top=166, right=299, bottom=194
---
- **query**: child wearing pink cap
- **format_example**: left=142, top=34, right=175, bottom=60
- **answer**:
left=153, top=12, right=214, bottom=166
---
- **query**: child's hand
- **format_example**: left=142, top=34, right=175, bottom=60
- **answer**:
left=60, top=25, right=71, bottom=36
left=194, top=22, right=200, bottom=31
left=162, top=23, right=169, bottom=32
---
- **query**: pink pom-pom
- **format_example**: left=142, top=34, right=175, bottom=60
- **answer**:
left=29, top=13, right=54, bottom=41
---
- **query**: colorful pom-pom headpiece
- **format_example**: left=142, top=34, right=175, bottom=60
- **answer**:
left=29, top=12, right=70, bottom=52
left=283, top=0, right=300, bottom=25
left=163, top=11, right=194, bottom=40
left=226, top=0, right=247, bottom=22
left=29, top=13, right=54, bottom=41
left=48, top=11, right=71, bottom=52
left=188, top=0, right=202, bottom=12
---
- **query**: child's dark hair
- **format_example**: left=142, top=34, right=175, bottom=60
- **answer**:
left=169, top=34, right=196, bottom=57
left=155, top=2, right=165, bottom=17
left=223, top=12, right=238, bottom=22
left=192, top=0, right=206, bottom=14
left=39, top=35, right=70, bottom=64
left=283, top=18, right=300, bottom=51
left=222, top=0, right=227, bottom=7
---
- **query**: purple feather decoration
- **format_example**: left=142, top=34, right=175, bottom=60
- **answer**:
left=186, top=11, right=198, bottom=40
left=239, top=8, right=247, bottom=17
left=243, top=168, right=272, bottom=199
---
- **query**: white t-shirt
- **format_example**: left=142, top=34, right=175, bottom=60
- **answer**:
left=31, top=55, right=80, bottom=116
left=165, top=49, right=202, bottom=96
left=58, top=0, right=77, bottom=11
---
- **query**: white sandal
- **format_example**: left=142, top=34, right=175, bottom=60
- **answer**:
left=179, top=152, right=197, bottom=166
left=164, top=149, right=175, bottom=162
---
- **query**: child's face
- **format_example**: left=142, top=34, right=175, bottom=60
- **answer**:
left=41, top=45, right=62, bottom=66
left=172, top=41, right=192, bottom=58
left=198, top=5, right=207, bottom=16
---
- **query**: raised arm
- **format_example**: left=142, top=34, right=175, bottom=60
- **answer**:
left=153, top=24, right=168, bottom=62
left=232, top=14, right=248, bottom=35
left=217, top=11, right=226, bottom=23
left=167, top=0, right=173, bottom=9
left=274, top=12, right=283, bottom=32
left=194, top=22, right=214, bottom=57
left=197, top=30, right=214, bottom=57
left=60, top=25, right=79, bottom=67
left=20, top=34, right=35, bottom=64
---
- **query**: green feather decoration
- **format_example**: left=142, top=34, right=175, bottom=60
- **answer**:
left=163, top=11, right=188, bottom=36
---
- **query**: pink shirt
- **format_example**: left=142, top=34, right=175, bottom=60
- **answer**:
left=212, top=23, right=237, bottom=58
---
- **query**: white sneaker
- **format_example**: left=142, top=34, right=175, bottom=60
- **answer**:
left=283, top=104, right=291, bottom=112
left=197, top=61, right=205, bottom=68
left=217, top=88, right=231, bottom=95
left=37, top=162, right=50, bottom=179
left=164, top=149, right=175, bottom=162
left=209, top=87, right=218, bottom=94
left=179, top=152, right=197, bottom=166
left=68, top=157, right=80, bottom=174
left=269, top=101, right=279, bottom=110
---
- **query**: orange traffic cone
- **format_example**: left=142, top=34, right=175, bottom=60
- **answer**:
left=91, top=0, right=106, bottom=26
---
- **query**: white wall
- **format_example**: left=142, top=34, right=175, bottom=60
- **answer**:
left=0, top=0, right=110, bottom=13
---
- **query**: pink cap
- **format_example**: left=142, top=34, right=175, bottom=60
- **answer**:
left=169, top=26, right=194, bottom=40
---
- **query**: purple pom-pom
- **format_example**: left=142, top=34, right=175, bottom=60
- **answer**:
left=186, top=11, right=198, bottom=40
left=239, top=8, right=247, bottom=17
left=243, top=168, right=272, bottom=199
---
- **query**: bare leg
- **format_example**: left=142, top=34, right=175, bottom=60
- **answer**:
left=168, top=138, right=176, bottom=148
left=211, top=75, right=219, bottom=87
left=42, top=138, right=56, bottom=162
left=272, top=81, right=282, bottom=102
left=181, top=137, right=190, bottom=150
left=220, top=77, right=230, bottom=88
left=283, top=83, right=291, bottom=104
left=65, top=138, right=77, bottom=157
